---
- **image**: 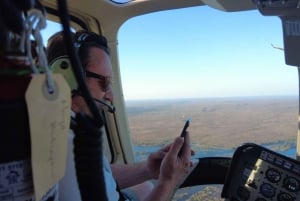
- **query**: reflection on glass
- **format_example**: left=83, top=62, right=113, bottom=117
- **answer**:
left=110, top=0, right=133, bottom=4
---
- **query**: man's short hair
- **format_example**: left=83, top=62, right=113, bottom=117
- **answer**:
left=47, top=30, right=109, bottom=68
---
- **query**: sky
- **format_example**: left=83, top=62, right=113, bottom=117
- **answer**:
left=43, top=5, right=299, bottom=100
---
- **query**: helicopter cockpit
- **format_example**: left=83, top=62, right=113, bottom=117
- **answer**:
left=0, top=0, right=300, bottom=201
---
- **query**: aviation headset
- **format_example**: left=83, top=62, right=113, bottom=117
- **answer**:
left=49, top=31, right=115, bottom=112
left=49, top=30, right=110, bottom=93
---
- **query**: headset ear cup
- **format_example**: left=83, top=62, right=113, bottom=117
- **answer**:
left=50, top=56, right=78, bottom=91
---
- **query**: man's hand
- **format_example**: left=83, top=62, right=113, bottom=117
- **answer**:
left=146, top=133, right=195, bottom=180
left=143, top=133, right=193, bottom=201
left=158, top=133, right=192, bottom=185
left=146, top=143, right=173, bottom=179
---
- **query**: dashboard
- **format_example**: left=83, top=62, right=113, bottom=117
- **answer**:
left=221, top=143, right=300, bottom=201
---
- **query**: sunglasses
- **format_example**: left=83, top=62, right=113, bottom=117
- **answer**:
left=85, top=70, right=112, bottom=92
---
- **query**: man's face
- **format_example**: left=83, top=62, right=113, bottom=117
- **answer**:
left=85, top=47, right=114, bottom=110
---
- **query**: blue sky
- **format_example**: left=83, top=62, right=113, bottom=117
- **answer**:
left=43, top=5, right=299, bottom=100
left=117, top=6, right=298, bottom=100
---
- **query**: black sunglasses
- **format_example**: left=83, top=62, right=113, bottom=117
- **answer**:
left=85, top=70, right=112, bottom=92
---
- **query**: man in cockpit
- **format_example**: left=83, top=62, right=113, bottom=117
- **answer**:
left=47, top=30, right=193, bottom=201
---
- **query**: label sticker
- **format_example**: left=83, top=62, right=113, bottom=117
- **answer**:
left=0, top=159, right=34, bottom=201
left=25, top=74, right=71, bottom=201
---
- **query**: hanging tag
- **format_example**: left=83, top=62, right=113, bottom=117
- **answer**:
left=25, top=74, right=71, bottom=201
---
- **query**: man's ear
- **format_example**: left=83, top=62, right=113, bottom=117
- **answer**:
left=49, top=56, right=78, bottom=91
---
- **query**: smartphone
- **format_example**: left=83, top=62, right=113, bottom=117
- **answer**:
left=180, top=119, right=190, bottom=137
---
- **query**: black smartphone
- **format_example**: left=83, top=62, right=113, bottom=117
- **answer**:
left=180, top=119, right=190, bottom=137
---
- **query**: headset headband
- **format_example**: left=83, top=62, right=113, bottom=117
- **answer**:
left=50, top=31, right=109, bottom=93
left=74, top=31, right=109, bottom=55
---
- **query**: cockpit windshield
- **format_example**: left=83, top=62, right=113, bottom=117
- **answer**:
left=118, top=6, right=298, bottom=161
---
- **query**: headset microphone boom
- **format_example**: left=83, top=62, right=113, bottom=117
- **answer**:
left=94, top=98, right=115, bottom=113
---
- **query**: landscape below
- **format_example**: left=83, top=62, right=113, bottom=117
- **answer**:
left=125, top=96, right=298, bottom=200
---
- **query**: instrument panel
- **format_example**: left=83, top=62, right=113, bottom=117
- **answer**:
left=221, top=143, right=300, bottom=201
